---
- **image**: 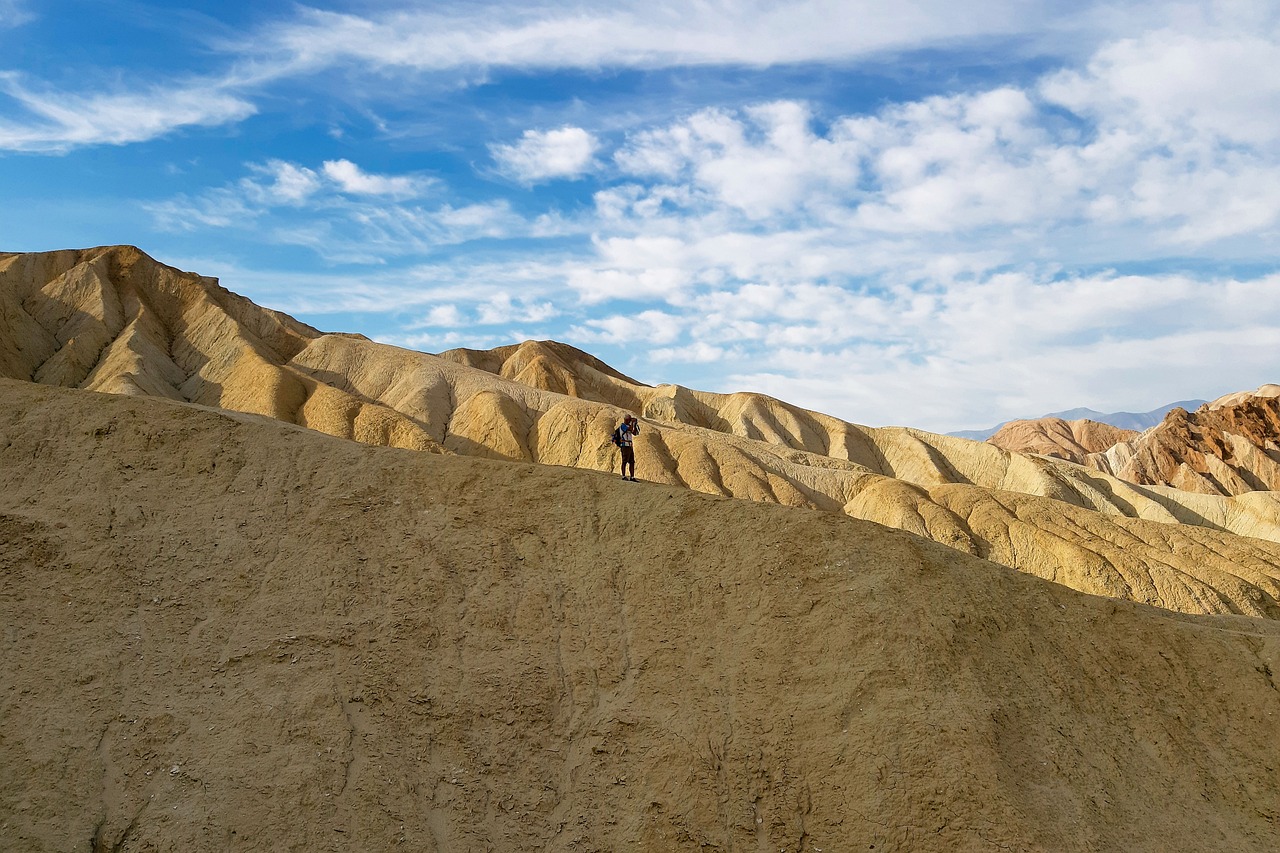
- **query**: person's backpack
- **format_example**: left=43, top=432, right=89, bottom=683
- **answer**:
left=610, top=425, right=625, bottom=447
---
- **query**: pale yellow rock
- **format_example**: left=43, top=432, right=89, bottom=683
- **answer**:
left=1208, top=382, right=1280, bottom=409
left=443, top=389, right=533, bottom=461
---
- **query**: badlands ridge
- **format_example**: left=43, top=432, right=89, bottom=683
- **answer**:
left=3, top=246, right=1279, bottom=619
left=2, top=246, right=1279, bottom=851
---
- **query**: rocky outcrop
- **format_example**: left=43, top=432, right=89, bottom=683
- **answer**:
left=985, top=392, right=1280, bottom=498
left=1092, top=390, right=1280, bottom=495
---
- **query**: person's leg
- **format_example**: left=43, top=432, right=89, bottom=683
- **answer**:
left=622, top=446, right=635, bottom=478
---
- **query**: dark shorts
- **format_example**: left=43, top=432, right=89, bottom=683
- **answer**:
left=621, top=446, right=635, bottom=463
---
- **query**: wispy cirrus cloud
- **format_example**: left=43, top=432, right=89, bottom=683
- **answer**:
left=0, top=1, right=1202, bottom=155
left=147, top=157, right=573, bottom=263
left=0, top=0, right=33, bottom=29
left=173, top=253, right=571, bottom=320
left=0, top=0, right=1069, bottom=154
left=0, top=73, right=255, bottom=153
left=243, top=1, right=1064, bottom=74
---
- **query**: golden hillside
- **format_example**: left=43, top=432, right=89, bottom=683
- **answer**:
left=3, top=246, right=1280, bottom=619
left=3, top=379, right=1278, bottom=852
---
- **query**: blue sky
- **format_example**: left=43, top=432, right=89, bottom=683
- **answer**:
left=2, top=0, right=1278, bottom=431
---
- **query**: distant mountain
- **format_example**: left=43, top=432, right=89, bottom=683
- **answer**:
left=949, top=400, right=1208, bottom=441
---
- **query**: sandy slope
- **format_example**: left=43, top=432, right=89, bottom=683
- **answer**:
left=4, top=246, right=1280, bottom=620
left=2, top=379, right=1279, bottom=852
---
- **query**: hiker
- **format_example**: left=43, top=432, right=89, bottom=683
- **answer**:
left=613, top=414, right=640, bottom=481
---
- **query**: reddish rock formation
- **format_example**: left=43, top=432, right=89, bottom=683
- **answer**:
left=1094, top=391, right=1280, bottom=496
left=988, top=417, right=1137, bottom=461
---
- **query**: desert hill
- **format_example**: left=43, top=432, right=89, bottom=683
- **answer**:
left=986, top=417, right=1137, bottom=461
left=987, top=389, right=1280, bottom=498
left=1091, top=387, right=1280, bottom=495
left=3, top=246, right=1280, bottom=620
left=2, top=378, right=1279, bottom=852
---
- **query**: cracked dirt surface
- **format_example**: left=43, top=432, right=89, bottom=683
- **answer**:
left=2, top=380, right=1280, bottom=851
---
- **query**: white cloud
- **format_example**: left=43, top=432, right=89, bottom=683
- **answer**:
left=388, top=292, right=560, bottom=328
left=245, top=1, right=1098, bottom=75
left=245, top=160, right=323, bottom=205
left=168, top=254, right=575, bottom=320
left=716, top=272, right=1280, bottom=431
left=147, top=192, right=256, bottom=231
left=1, top=0, right=1083, bottom=156
left=0, top=0, right=33, bottom=28
left=147, top=160, right=552, bottom=262
left=3, top=0, right=1248, bottom=159
left=649, top=341, right=731, bottom=363
left=569, top=310, right=685, bottom=345
left=491, top=126, right=600, bottom=183
left=588, top=12, right=1280, bottom=279
left=322, top=159, right=430, bottom=198
left=1042, top=26, right=1280, bottom=147
left=476, top=293, right=559, bottom=325
left=431, top=201, right=523, bottom=234
left=417, top=305, right=466, bottom=327
left=0, top=73, right=255, bottom=153
left=567, top=264, right=693, bottom=305
left=1034, top=24, right=1280, bottom=243
left=382, top=330, right=510, bottom=352
left=146, top=160, right=324, bottom=231
left=616, top=101, right=865, bottom=220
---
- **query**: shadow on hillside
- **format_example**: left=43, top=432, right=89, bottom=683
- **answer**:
left=1125, top=482, right=1231, bottom=534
